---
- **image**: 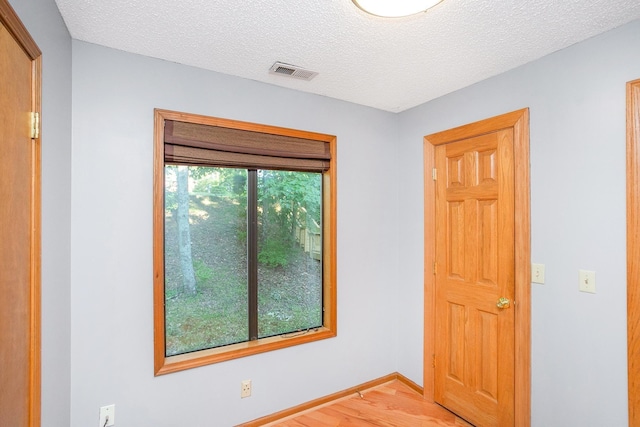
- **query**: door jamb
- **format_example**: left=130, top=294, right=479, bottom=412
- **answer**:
left=423, top=109, right=531, bottom=426
left=627, top=78, right=640, bottom=427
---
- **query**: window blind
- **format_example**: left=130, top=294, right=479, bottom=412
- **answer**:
left=164, top=120, right=331, bottom=172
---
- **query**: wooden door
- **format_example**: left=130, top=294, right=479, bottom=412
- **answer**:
left=425, top=110, right=530, bottom=426
left=433, top=130, right=515, bottom=427
left=0, top=1, right=42, bottom=425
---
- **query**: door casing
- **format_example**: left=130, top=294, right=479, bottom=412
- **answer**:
left=627, top=78, right=640, bottom=427
left=423, top=109, right=530, bottom=426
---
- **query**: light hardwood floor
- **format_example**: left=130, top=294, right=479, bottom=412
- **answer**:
left=262, top=380, right=474, bottom=427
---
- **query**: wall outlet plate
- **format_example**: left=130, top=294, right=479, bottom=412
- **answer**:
left=99, top=404, right=115, bottom=427
left=241, top=379, right=251, bottom=398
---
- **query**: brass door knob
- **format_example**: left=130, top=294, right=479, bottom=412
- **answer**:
left=496, top=297, right=510, bottom=309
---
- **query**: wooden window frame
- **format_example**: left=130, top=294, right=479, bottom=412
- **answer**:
left=153, top=109, right=337, bottom=375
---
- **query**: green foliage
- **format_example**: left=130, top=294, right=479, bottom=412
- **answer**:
left=165, top=264, right=249, bottom=355
left=193, top=259, right=214, bottom=287
left=164, top=166, right=178, bottom=214
left=191, top=168, right=248, bottom=199
left=258, top=238, right=290, bottom=267
left=258, top=170, right=321, bottom=228
left=257, top=170, right=321, bottom=268
left=259, top=305, right=322, bottom=338
left=191, top=174, right=219, bottom=194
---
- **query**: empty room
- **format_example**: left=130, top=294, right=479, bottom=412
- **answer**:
left=2, top=0, right=640, bottom=426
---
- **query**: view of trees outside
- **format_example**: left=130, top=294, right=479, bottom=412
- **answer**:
left=164, top=166, right=323, bottom=356
left=257, top=170, right=323, bottom=338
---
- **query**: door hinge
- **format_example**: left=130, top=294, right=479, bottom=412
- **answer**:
left=433, top=261, right=437, bottom=275
left=432, top=168, right=437, bottom=181
left=432, top=354, right=436, bottom=368
left=30, top=112, right=40, bottom=139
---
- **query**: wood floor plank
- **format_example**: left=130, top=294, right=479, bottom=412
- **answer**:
left=265, top=380, right=473, bottom=427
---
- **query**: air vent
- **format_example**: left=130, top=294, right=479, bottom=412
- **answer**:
left=269, top=62, right=318, bottom=81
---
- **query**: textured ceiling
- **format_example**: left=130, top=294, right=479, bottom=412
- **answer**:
left=55, top=0, right=640, bottom=112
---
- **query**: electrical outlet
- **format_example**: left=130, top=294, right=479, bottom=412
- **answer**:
left=99, top=404, right=115, bottom=427
left=241, top=379, right=251, bottom=398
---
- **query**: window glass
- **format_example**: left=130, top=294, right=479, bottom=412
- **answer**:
left=257, top=170, right=323, bottom=338
left=163, top=166, right=322, bottom=355
left=164, top=166, right=248, bottom=356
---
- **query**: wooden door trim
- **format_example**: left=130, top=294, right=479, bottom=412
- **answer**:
left=628, top=78, right=640, bottom=427
left=423, top=109, right=530, bottom=426
left=0, top=1, right=40, bottom=58
left=0, top=1, right=42, bottom=426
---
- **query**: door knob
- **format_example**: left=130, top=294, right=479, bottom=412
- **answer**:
left=496, top=297, right=510, bottom=309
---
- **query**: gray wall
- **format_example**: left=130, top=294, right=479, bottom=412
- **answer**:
left=7, top=1, right=72, bottom=426
left=70, top=41, right=400, bottom=426
left=397, top=19, right=640, bottom=427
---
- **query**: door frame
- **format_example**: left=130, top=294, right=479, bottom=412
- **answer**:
left=0, top=1, right=42, bottom=425
left=423, top=109, right=530, bottom=426
left=627, top=78, right=640, bottom=427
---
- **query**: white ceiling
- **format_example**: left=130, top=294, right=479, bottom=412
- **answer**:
left=54, top=0, right=640, bottom=113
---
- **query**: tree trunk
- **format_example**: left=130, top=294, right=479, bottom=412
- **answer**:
left=177, top=166, right=196, bottom=294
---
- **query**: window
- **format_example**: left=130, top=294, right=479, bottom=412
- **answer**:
left=153, top=110, right=337, bottom=375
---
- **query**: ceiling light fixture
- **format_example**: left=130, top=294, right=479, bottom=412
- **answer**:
left=352, top=0, right=443, bottom=18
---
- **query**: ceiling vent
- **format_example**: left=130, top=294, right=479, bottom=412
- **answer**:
left=269, top=62, right=318, bottom=81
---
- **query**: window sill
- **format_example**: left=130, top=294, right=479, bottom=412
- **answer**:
left=155, top=327, right=336, bottom=376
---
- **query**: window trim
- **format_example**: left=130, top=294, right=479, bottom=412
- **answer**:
left=153, top=109, right=337, bottom=375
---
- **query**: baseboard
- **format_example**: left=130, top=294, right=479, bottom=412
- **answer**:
left=236, top=372, right=423, bottom=426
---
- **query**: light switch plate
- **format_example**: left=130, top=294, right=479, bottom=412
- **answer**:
left=532, top=263, right=545, bottom=284
left=579, top=270, right=596, bottom=293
